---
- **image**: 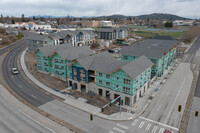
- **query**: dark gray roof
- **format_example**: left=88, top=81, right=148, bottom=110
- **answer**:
left=37, top=44, right=73, bottom=56
left=97, top=28, right=116, bottom=32
left=48, top=33, right=62, bottom=39
left=77, top=52, right=128, bottom=74
left=121, top=56, right=153, bottom=79
left=78, top=53, right=152, bottom=79
left=56, top=46, right=94, bottom=61
left=57, top=30, right=76, bottom=38
left=97, top=28, right=127, bottom=32
left=77, top=51, right=116, bottom=70
left=121, top=39, right=177, bottom=59
left=26, top=34, right=51, bottom=41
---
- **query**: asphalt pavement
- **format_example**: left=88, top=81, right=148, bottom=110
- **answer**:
left=1, top=31, right=199, bottom=133
left=3, top=42, right=53, bottom=107
left=186, top=36, right=200, bottom=133
left=0, top=85, right=55, bottom=133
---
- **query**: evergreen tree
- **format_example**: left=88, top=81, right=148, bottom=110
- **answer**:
left=11, top=19, right=15, bottom=24
left=21, top=14, right=25, bottom=22
left=33, top=16, right=36, bottom=20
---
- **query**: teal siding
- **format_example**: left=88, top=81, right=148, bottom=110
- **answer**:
left=121, top=55, right=139, bottom=61
left=96, top=67, right=151, bottom=96
left=35, top=50, right=51, bottom=73
left=52, top=54, right=66, bottom=77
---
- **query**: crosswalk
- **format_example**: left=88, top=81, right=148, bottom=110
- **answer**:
left=109, top=118, right=177, bottom=133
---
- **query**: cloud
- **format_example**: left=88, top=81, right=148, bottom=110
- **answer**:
left=0, top=0, right=199, bottom=18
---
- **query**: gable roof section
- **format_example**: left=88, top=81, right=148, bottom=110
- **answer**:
left=48, top=33, right=62, bottom=39
left=56, top=46, right=94, bottom=61
left=121, top=56, right=153, bottom=79
left=26, top=34, right=50, bottom=41
left=57, top=30, right=76, bottom=38
left=121, top=39, right=177, bottom=59
left=36, top=43, right=73, bottom=56
left=97, top=28, right=127, bottom=33
left=77, top=51, right=116, bottom=71
left=77, top=52, right=129, bottom=74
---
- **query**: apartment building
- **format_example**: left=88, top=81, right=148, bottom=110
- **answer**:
left=35, top=44, right=94, bottom=81
left=121, top=39, right=177, bottom=78
left=27, top=34, right=54, bottom=51
left=97, top=28, right=128, bottom=40
left=27, top=30, right=96, bottom=51
left=67, top=53, right=153, bottom=107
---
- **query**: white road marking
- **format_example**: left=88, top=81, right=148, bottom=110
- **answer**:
left=145, top=123, right=151, bottom=131
left=159, top=128, right=165, bottom=133
left=152, top=126, right=158, bottom=133
left=117, top=124, right=128, bottom=129
left=31, top=95, right=37, bottom=99
left=113, top=127, right=125, bottom=133
left=139, top=121, right=145, bottom=128
left=139, top=117, right=179, bottom=131
left=164, top=78, right=186, bottom=124
left=132, top=119, right=138, bottom=126
left=1, top=92, right=56, bottom=133
left=19, top=84, right=22, bottom=88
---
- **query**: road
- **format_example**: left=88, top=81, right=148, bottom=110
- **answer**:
left=186, top=36, right=200, bottom=133
left=0, top=85, right=55, bottom=133
left=3, top=39, right=53, bottom=107
left=182, top=36, right=200, bottom=63
left=2, top=31, right=121, bottom=133
left=0, top=34, right=59, bottom=133
left=107, top=62, right=192, bottom=133
left=1, top=31, right=199, bottom=133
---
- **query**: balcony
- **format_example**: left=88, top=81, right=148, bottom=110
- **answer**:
left=80, top=73, right=85, bottom=77
left=88, top=70, right=95, bottom=77
left=89, top=77, right=95, bottom=83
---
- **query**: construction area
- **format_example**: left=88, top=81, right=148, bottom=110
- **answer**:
left=25, top=52, right=126, bottom=115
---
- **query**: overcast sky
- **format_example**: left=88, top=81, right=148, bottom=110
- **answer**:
left=0, top=0, right=199, bottom=19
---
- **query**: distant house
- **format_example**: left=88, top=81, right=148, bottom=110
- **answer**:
left=58, top=30, right=95, bottom=46
left=0, top=23, right=4, bottom=28
left=27, top=30, right=96, bottom=51
left=97, top=28, right=128, bottom=40
left=27, top=34, right=54, bottom=51
left=81, top=21, right=99, bottom=27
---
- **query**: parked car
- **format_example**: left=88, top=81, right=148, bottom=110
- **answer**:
left=12, top=68, right=19, bottom=74
left=164, top=130, right=171, bottom=133
left=108, top=49, right=118, bottom=53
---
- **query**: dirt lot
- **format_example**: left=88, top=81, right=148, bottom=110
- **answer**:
left=25, top=52, right=66, bottom=90
left=26, top=52, right=127, bottom=115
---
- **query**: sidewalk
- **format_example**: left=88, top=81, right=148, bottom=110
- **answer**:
left=123, top=58, right=181, bottom=116
left=0, top=84, right=72, bottom=133
left=20, top=48, right=180, bottom=121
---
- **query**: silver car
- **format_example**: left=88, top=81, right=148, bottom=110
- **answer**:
left=12, top=68, right=19, bottom=74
